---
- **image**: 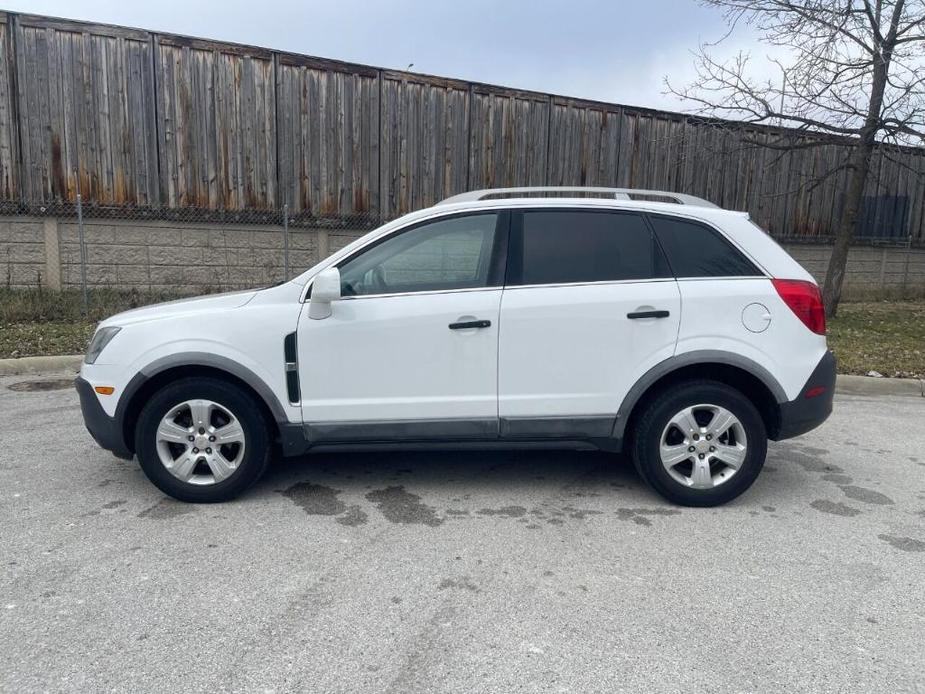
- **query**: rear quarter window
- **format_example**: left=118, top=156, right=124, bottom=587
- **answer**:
left=649, top=215, right=763, bottom=278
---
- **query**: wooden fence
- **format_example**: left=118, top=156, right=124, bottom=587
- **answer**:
left=2, top=11, right=924, bottom=241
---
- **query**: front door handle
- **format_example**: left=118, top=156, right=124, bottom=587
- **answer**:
left=449, top=319, right=491, bottom=330
left=627, top=310, right=670, bottom=319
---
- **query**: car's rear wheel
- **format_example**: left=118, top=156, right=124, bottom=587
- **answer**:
left=135, top=377, right=271, bottom=502
left=630, top=380, right=767, bottom=507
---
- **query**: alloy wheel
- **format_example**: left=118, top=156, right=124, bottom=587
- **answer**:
left=154, top=399, right=246, bottom=486
left=659, top=404, right=748, bottom=489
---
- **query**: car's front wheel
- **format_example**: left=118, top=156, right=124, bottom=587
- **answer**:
left=630, top=380, right=767, bottom=507
left=135, top=377, right=271, bottom=502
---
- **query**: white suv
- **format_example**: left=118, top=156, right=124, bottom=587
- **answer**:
left=76, top=187, right=835, bottom=506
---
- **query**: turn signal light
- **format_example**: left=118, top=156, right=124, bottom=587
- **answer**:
left=94, top=386, right=115, bottom=395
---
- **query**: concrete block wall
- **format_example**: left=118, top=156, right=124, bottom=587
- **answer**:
left=0, top=218, right=46, bottom=287
left=783, top=243, right=925, bottom=299
left=0, top=216, right=367, bottom=292
left=1, top=215, right=923, bottom=297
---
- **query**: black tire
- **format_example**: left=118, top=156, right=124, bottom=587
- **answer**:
left=630, top=380, right=767, bottom=507
left=135, top=377, right=272, bottom=502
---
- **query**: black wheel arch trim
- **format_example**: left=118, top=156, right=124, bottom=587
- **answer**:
left=115, top=352, right=304, bottom=455
left=611, top=350, right=789, bottom=440
left=123, top=353, right=290, bottom=419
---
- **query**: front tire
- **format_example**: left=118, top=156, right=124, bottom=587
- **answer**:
left=630, top=380, right=767, bottom=507
left=135, top=377, right=271, bottom=502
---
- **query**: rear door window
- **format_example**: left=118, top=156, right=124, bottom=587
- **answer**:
left=648, top=215, right=763, bottom=278
left=508, top=210, right=672, bottom=286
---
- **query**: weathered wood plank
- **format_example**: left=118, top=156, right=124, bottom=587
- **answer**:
left=469, top=88, right=548, bottom=190
left=277, top=61, right=378, bottom=219
left=154, top=39, right=275, bottom=210
left=0, top=15, right=20, bottom=201
left=13, top=18, right=158, bottom=205
left=379, top=74, right=469, bottom=217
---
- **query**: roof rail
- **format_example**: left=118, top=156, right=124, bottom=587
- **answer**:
left=438, top=187, right=719, bottom=208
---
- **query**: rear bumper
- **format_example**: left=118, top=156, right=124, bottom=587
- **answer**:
left=774, top=350, right=836, bottom=440
left=75, top=377, right=133, bottom=460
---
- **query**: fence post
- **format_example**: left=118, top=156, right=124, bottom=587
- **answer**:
left=282, top=202, right=290, bottom=279
left=76, top=194, right=89, bottom=314
left=42, top=217, right=61, bottom=291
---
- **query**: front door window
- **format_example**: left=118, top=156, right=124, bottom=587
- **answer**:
left=338, top=213, right=500, bottom=296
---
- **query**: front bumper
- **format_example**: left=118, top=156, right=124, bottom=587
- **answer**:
left=774, top=350, right=836, bottom=440
left=75, top=377, right=133, bottom=460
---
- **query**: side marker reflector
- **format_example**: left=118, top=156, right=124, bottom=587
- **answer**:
left=94, top=386, right=115, bottom=395
left=804, top=386, right=826, bottom=399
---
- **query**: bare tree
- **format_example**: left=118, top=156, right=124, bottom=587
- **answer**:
left=668, top=0, right=925, bottom=316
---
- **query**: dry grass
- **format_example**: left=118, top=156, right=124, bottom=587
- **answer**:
left=0, top=288, right=197, bottom=359
left=827, top=301, right=925, bottom=378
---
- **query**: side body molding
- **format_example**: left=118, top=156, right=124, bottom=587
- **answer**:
left=611, top=350, right=788, bottom=439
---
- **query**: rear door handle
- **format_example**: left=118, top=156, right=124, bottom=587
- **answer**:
left=627, top=310, right=670, bottom=319
left=448, top=319, right=491, bottom=330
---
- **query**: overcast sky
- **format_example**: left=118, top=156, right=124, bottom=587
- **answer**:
left=3, top=0, right=768, bottom=112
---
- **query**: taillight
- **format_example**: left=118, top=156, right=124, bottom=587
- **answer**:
left=772, top=279, right=826, bottom=335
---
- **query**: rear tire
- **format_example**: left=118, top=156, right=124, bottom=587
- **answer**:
left=630, top=380, right=767, bottom=507
left=135, top=377, right=272, bottom=502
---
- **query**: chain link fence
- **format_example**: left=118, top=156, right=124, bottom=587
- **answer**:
left=0, top=197, right=387, bottom=308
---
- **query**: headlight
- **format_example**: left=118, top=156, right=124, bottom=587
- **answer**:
left=85, top=327, right=121, bottom=364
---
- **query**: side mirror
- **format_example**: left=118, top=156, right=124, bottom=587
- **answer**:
left=308, top=266, right=341, bottom=320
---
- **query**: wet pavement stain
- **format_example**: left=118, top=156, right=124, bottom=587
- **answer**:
left=800, top=445, right=830, bottom=456
left=761, top=505, right=777, bottom=512
left=476, top=506, right=527, bottom=518
left=444, top=509, right=470, bottom=516
left=281, top=483, right=346, bottom=516
left=839, top=485, right=895, bottom=506
left=562, top=507, right=604, bottom=520
left=137, top=498, right=197, bottom=519
left=335, top=505, right=369, bottom=527
left=438, top=576, right=482, bottom=593
left=7, top=378, right=75, bottom=392
left=821, top=473, right=854, bottom=485
left=790, top=454, right=844, bottom=474
left=878, top=534, right=925, bottom=552
left=615, top=508, right=681, bottom=527
left=365, top=486, right=443, bottom=527
left=810, top=500, right=861, bottom=517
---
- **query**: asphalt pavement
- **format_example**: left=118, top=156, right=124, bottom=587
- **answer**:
left=1, top=374, right=924, bottom=693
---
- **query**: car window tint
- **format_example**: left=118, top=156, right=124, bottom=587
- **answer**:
left=513, top=210, right=671, bottom=286
left=649, top=215, right=762, bottom=277
left=338, top=214, right=498, bottom=296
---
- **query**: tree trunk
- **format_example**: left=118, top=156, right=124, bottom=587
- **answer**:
left=822, top=142, right=874, bottom=317
left=821, top=30, right=894, bottom=318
